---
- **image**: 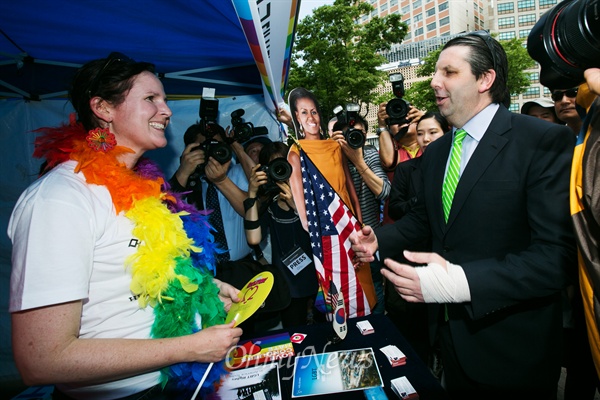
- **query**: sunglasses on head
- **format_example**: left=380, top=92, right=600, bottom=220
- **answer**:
left=551, top=88, right=578, bottom=102
left=468, top=30, right=498, bottom=71
left=87, top=52, right=135, bottom=99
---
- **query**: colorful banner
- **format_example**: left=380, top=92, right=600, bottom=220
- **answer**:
left=231, top=0, right=300, bottom=112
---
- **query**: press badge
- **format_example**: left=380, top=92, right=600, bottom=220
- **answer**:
left=281, top=245, right=311, bottom=275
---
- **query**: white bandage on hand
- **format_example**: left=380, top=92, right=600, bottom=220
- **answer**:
left=415, top=262, right=471, bottom=303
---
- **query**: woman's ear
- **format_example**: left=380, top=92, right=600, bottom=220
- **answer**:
left=90, top=97, right=113, bottom=125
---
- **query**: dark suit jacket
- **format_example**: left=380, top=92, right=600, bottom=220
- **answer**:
left=388, top=157, right=422, bottom=222
left=376, top=105, right=576, bottom=389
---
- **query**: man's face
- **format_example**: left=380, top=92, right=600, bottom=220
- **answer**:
left=526, top=105, right=558, bottom=123
left=245, top=142, right=263, bottom=164
left=431, top=45, right=490, bottom=128
left=552, top=89, right=579, bottom=125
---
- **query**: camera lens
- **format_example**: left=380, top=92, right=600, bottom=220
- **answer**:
left=346, top=128, right=366, bottom=149
left=386, top=98, right=409, bottom=119
left=209, top=142, right=233, bottom=165
left=528, top=0, right=600, bottom=89
left=234, top=123, right=254, bottom=143
left=268, top=158, right=292, bottom=181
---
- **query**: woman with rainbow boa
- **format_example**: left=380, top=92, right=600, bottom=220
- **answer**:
left=8, top=53, right=242, bottom=399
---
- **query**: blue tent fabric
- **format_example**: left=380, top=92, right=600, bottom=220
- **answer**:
left=0, top=0, right=263, bottom=99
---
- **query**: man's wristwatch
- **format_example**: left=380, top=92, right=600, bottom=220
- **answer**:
left=376, top=127, right=389, bottom=136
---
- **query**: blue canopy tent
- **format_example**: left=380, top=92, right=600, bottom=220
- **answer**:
left=0, top=1, right=291, bottom=394
left=0, top=0, right=263, bottom=99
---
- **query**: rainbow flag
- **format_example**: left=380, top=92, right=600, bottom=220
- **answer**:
left=231, top=0, right=300, bottom=112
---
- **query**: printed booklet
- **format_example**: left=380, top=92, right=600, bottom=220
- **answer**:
left=291, top=347, right=383, bottom=397
left=208, top=362, right=281, bottom=400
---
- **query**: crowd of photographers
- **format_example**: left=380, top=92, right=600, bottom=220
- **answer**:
left=166, top=2, right=600, bottom=396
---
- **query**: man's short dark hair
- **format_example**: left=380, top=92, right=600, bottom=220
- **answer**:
left=443, top=32, right=510, bottom=108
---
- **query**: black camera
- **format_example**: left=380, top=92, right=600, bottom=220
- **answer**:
left=527, top=0, right=600, bottom=90
left=332, top=103, right=366, bottom=149
left=386, top=73, right=411, bottom=127
left=258, top=157, right=293, bottom=197
left=192, top=120, right=233, bottom=176
left=230, top=108, right=269, bottom=144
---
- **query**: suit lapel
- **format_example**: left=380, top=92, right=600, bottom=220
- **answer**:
left=445, top=107, right=511, bottom=229
left=424, top=132, right=452, bottom=236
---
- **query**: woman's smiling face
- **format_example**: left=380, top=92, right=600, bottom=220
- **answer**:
left=295, top=97, right=321, bottom=138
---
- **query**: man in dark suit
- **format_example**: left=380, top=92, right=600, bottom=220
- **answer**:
left=350, top=32, right=575, bottom=399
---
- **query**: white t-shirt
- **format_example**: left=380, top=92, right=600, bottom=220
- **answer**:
left=9, top=161, right=160, bottom=399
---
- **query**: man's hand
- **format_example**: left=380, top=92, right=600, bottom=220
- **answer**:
left=349, top=225, right=378, bottom=264
left=406, top=106, right=425, bottom=124
left=331, top=130, right=364, bottom=164
left=381, top=251, right=446, bottom=303
left=177, top=143, right=205, bottom=178
left=377, top=102, right=389, bottom=127
left=205, top=158, right=231, bottom=185
left=585, top=68, right=600, bottom=96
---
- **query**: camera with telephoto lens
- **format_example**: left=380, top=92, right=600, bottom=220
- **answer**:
left=332, top=103, right=366, bottom=149
left=230, top=108, right=270, bottom=144
left=527, top=0, right=600, bottom=90
left=258, top=157, right=293, bottom=197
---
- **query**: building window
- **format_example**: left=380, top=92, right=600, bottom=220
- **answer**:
left=497, top=2, right=514, bottom=14
left=426, top=7, right=436, bottom=16
left=518, top=14, right=537, bottom=26
left=522, top=86, right=540, bottom=99
left=498, top=16, right=515, bottom=28
left=382, top=2, right=388, bottom=11
left=528, top=72, right=540, bottom=83
left=518, top=0, right=535, bottom=11
left=438, top=2, right=449, bottom=11
left=498, top=31, right=516, bottom=40
left=539, top=0, right=557, bottom=8
left=402, top=5, right=410, bottom=14
left=427, top=21, right=437, bottom=31
left=413, top=0, right=422, bottom=8
left=391, top=0, right=398, bottom=6
left=519, top=29, right=531, bottom=38
left=414, top=13, right=423, bottom=22
left=440, top=16, right=450, bottom=26
left=509, top=103, right=520, bottom=112
left=415, top=27, right=424, bottom=36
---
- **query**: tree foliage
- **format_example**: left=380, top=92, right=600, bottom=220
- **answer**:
left=405, top=37, right=536, bottom=112
left=287, top=0, right=408, bottom=119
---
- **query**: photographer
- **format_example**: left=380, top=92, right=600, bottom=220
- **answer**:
left=330, top=113, right=390, bottom=314
left=527, top=0, right=600, bottom=386
left=569, top=67, right=600, bottom=388
left=244, top=142, right=320, bottom=328
left=170, top=122, right=260, bottom=277
left=376, top=102, right=424, bottom=225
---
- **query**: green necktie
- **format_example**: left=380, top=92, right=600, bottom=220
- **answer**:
left=442, top=128, right=467, bottom=223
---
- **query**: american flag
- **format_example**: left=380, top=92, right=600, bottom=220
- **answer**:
left=299, top=148, right=371, bottom=318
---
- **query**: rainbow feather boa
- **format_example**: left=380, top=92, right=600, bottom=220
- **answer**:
left=34, top=116, right=227, bottom=396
